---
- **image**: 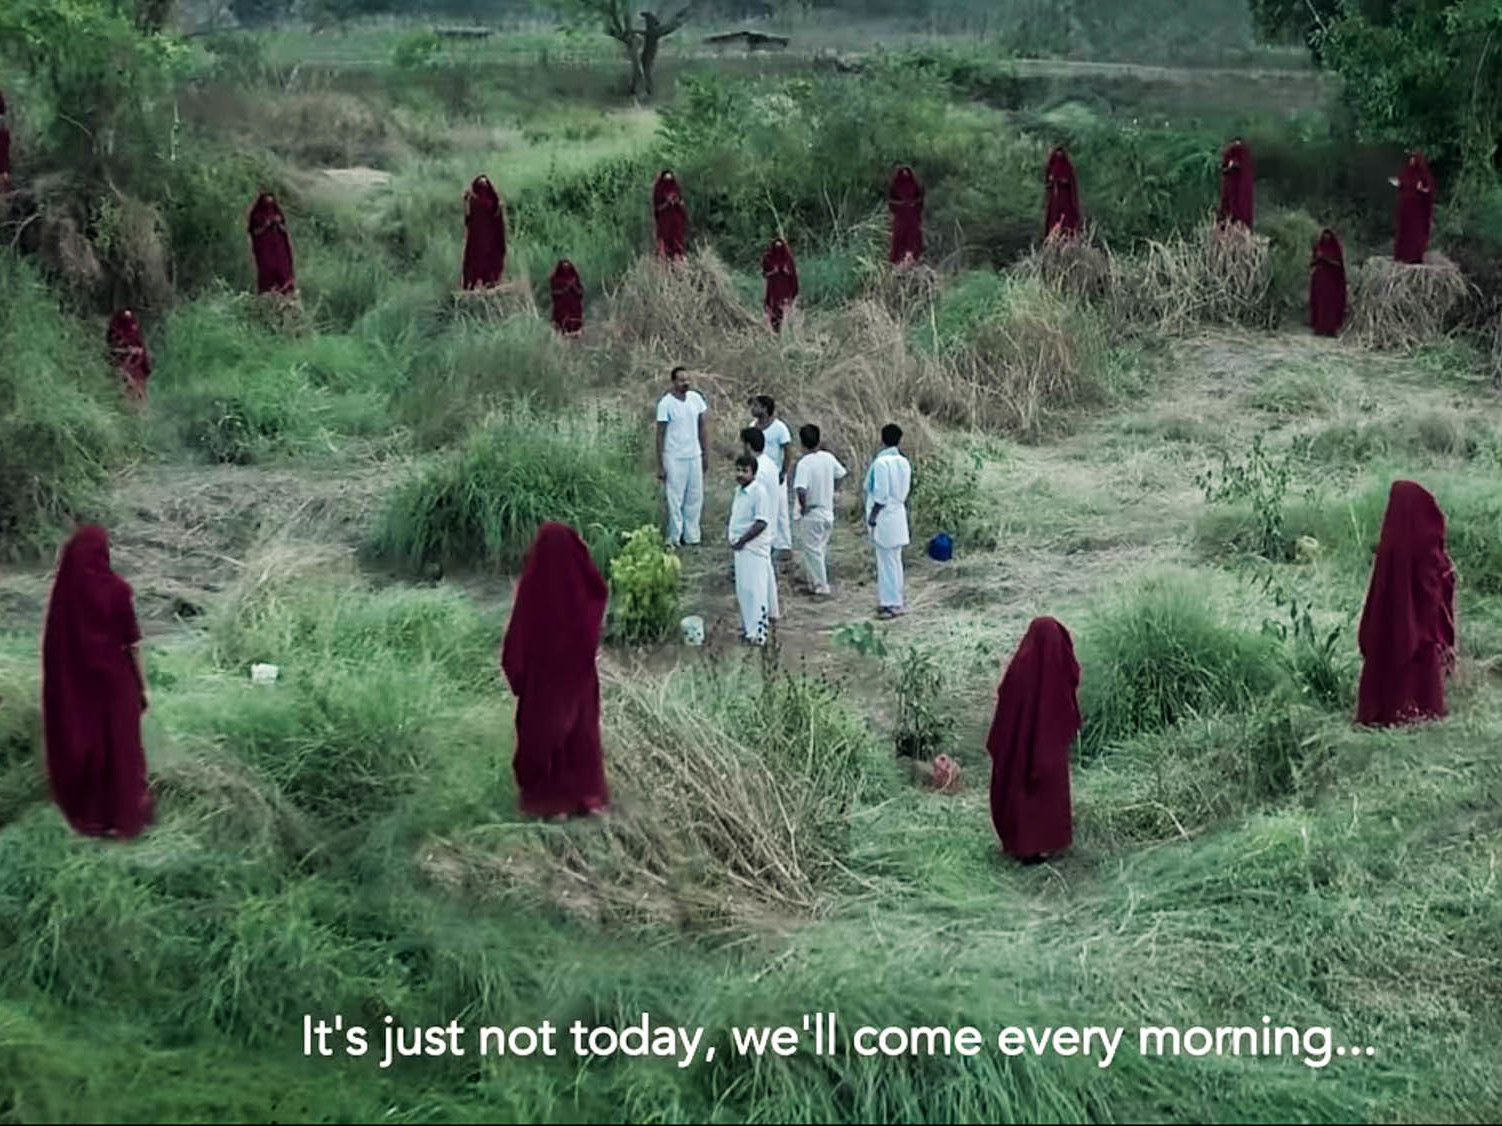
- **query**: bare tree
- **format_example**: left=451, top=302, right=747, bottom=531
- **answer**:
left=555, top=1, right=696, bottom=98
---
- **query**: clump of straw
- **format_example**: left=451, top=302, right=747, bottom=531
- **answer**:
left=1120, top=218, right=1273, bottom=334
left=1019, top=226, right=1111, bottom=305
left=444, top=278, right=538, bottom=322
left=1347, top=253, right=1471, bottom=351
left=604, top=247, right=761, bottom=358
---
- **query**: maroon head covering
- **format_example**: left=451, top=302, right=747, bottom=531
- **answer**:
left=653, top=170, right=687, bottom=260
left=1308, top=228, right=1347, bottom=338
left=1217, top=138, right=1255, bottom=229
left=1356, top=482, right=1456, bottom=727
left=1044, top=146, right=1082, bottom=238
left=549, top=259, right=584, bottom=336
left=41, top=525, right=153, bottom=839
left=761, top=237, right=799, bottom=334
left=247, top=192, right=296, bottom=295
left=461, top=175, right=506, bottom=290
left=1393, top=151, right=1436, bottom=264
left=987, top=616, right=1081, bottom=860
left=501, top=523, right=611, bottom=817
left=107, top=309, right=152, bottom=401
left=887, top=163, right=925, bottom=265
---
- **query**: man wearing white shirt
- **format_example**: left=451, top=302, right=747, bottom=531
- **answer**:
left=792, top=423, right=846, bottom=597
left=863, top=423, right=912, bottom=619
left=727, top=454, right=775, bottom=645
left=655, top=366, right=709, bottom=547
left=740, top=426, right=782, bottom=623
left=748, top=394, right=793, bottom=553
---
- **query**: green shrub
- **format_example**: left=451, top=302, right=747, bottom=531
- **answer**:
left=392, top=28, right=443, bottom=72
left=1195, top=432, right=1295, bottom=560
left=607, top=525, right=683, bottom=644
left=892, top=645, right=954, bottom=759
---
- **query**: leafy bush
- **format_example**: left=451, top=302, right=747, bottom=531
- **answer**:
left=892, top=645, right=953, bottom=759
left=908, top=446, right=996, bottom=550
left=1196, top=432, right=1295, bottom=560
left=607, top=525, right=683, bottom=644
left=392, top=28, right=444, bottom=72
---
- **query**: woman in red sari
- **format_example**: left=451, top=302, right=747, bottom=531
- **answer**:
left=1308, top=228, right=1347, bottom=337
left=461, top=175, right=507, bottom=290
left=1044, top=146, right=1082, bottom=238
left=549, top=259, right=584, bottom=336
left=1391, top=151, right=1436, bottom=264
left=0, top=87, right=11, bottom=191
left=247, top=192, right=296, bottom=295
left=41, top=525, right=153, bottom=839
left=761, top=237, right=798, bottom=334
left=1217, top=137, right=1255, bottom=229
left=987, top=616, right=1081, bottom=863
left=653, top=170, right=687, bottom=260
left=107, top=309, right=152, bottom=403
left=501, top=523, right=610, bottom=819
left=887, top=163, right=924, bottom=266
left=1356, top=481, right=1456, bottom=727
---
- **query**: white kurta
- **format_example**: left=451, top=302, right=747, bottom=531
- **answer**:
left=754, top=453, right=783, bottom=618
left=793, top=449, right=847, bottom=595
left=728, top=482, right=775, bottom=643
left=864, top=447, right=912, bottom=610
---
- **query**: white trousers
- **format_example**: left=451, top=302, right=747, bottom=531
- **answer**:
left=772, top=479, right=792, bottom=550
left=799, top=511, right=833, bottom=593
left=733, top=551, right=772, bottom=643
left=663, top=457, right=703, bottom=545
left=875, top=543, right=905, bottom=609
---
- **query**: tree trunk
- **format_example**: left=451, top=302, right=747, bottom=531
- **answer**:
left=620, top=33, right=645, bottom=96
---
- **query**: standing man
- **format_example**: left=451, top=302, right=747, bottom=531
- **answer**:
left=740, top=427, right=782, bottom=624
left=864, top=423, right=912, bottom=619
left=656, top=366, right=709, bottom=547
left=792, top=423, right=847, bottom=597
left=747, top=395, right=793, bottom=555
left=728, top=454, right=775, bottom=645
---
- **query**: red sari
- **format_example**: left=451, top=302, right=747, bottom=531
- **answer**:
left=1357, top=481, right=1456, bottom=727
left=247, top=192, right=295, bottom=295
left=987, top=617, right=1081, bottom=860
left=761, top=237, right=798, bottom=334
left=1044, top=147, right=1082, bottom=238
left=549, top=259, right=584, bottom=336
left=887, top=164, right=924, bottom=265
left=107, top=310, right=152, bottom=402
left=0, top=87, right=11, bottom=190
left=1217, top=138, right=1255, bottom=229
left=501, top=523, right=611, bottom=818
left=462, top=175, right=506, bottom=290
left=653, top=170, right=687, bottom=260
left=1393, top=152, right=1435, bottom=264
left=1308, top=228, right=1347, bottom=337
left=41, top=525, right=153, bottom=839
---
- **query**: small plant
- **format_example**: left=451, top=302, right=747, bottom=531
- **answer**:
left=910, top=447, right=995, bottom=549
left=832, top=621, right=889, bottom=659
left=1255, top=568, right=1353, bottom=710
left=608, top=526, right=683, bottom=644
left=392, top=28, right=443, bottom=72
left=1195, top=432, right=1294, bottom=559
left=893, top=645, right=954, bottom=759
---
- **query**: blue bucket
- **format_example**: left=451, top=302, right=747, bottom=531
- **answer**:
left=927, top=532, right=954, bottom=562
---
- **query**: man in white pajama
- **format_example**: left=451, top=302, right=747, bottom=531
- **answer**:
left=748, top=394, right=793, bottom=554
left=863, top=423, right=912, bottom=619
left=656, top=366, right=709, bottom=547
left=792, top=422, right=846, bottom=596
left=728, top=454, right=775, bottom=645
left=741, top=426, right=783, bottom=623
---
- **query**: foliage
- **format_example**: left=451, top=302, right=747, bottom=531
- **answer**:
left=892, top=645, right=954, bottom=758
left=908, top=446, right=994, bottom=549
left=831, top=620, right=889, bottom=658
left=607, top=525, right=683, bottom=644
left=1195, top=432, right=1295, bottom=560
left=1254, top=568, right=1355, bottom=710
left=391, top=27, right=443, bottom=72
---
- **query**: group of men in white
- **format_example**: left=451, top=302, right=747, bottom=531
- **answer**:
left=655, top=366, right=913, bottom=645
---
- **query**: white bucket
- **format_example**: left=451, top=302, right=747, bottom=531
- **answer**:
left=681, top=615, right=705, bottom=646
left=251, top=663, right=280, bottom=684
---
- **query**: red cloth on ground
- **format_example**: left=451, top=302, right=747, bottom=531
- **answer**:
left=761, top=237, right=798, bottom=334
left=41, top=525, right=153, bottom=839
left=987, top=616, right=1081, bottom=859
left=1217, top=138, right=1255, bottom=229
left=653, top=170, right=688, bottom=260
left=1308, top=228, right=1347, bottom=337
left=1044, top=147, right=1082, bottom=237
left=1357, top=481, right=1456, bottom=727
left=107, top=310, right=152, bottom=401
left=501, top=523, right=611, bottom=817
left=549, top=259, right=584, bottom=335
left=1393, top=152, right=1436, bottom=264
left=247, top=192, right=296, bottom=295
left=887, top=164, right=925, bottom=265
left=461, top=175, right=506, bottom=289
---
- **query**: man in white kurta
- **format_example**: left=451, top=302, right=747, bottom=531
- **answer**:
left=728, top=455, right=776, bottom=644
left=748, top=395, right=793, bottom=552
left=656, top=366, right=709, bottom=547
left=792, top=422, right=846, bottom=596
left=741, top=426, right=782, bottom=623
left=863, top=423, right=912, bottom=618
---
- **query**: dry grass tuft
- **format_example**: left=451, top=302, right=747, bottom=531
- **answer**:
left=1019, top=226, right=1111, bottom=305
left=1346, top=253, right=1471, bottom=352
left=98, top=195, right=174, bottom=311
left=862, top=259, right=944, bottom=323
left=1117, top=218, right=1272, bottom=334
left=443, top=278, right=539, bottom=322
left=603, top=247, right=762, bottom=358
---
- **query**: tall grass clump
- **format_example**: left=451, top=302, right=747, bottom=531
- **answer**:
left=372, top=405, right=658, bottom=573
left=1347, top=254, right=1471, bottom=351
left=1120, top=218, right=1275, bottom=333
left=0, top=252, right=126, bottom=557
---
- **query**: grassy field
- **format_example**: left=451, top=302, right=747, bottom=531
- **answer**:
left=2, top=11, right=1502, bottom=1123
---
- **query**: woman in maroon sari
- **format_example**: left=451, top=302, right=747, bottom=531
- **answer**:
left=549, top=259, right=584, bottom=336
left=41, top=525, right=153, bottom=839
left=987, top=616, right=1081, bottom=863
left=887, top=164, right=924, bottom=265
left=653, top=170, right=688, bottom=260
left=1044, top=146, right=1082, bottom=238
left=761, top=237, right=798, bottom=334
left=501, top=522, right=610, bottom=819
left=1217, top=137, right=1254, bottom=229
left=461, top=175, right=507, bottom=289
left=1356, top=481, right=1456, bottom=727
left=1391, top=151, right=1436, bottom=264
left=247, top=192, right=295, bottom=295
left=1, top=87, right=11, bottom=191
left=107, top=309, right=152, bottom=403
left=1308, top=228, right=1347, bottom=337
